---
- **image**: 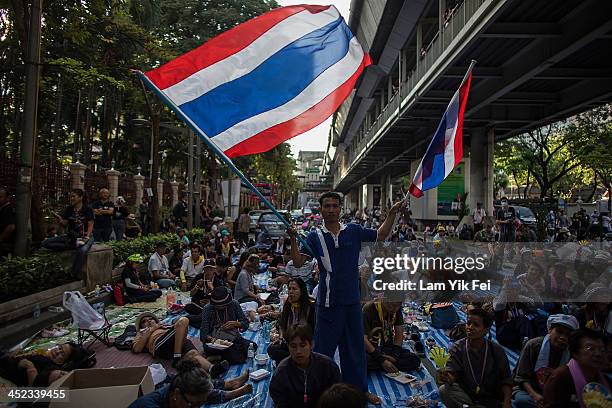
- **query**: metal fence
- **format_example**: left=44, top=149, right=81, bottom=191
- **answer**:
left=0, top=158, right=71, bottom=208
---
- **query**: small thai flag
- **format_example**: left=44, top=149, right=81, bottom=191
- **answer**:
left=409, top=61, right=475, bottom=198
left=142, top=5, right=371, bottom=158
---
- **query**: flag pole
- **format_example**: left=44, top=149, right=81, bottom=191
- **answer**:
left=383, top=60, right=476, bottom=241
left=133, top=70, right=314, bottom=254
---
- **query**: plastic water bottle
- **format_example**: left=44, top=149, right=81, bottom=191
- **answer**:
left=280, top=284, right=288, bottom=306
left=247, top=342, right=255, bottom=368
left=253, top=314, right=260, bottom=330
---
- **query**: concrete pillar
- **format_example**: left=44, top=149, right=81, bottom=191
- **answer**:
left=469, top=127, right=486, bottom=214
left=366, top=184, right=375, bottom=210
left=70, top=162, right=87, bottom=190
left=134, top=174, right=145, bottom=207
left=485, top=128, right=495, bottom=216
left=469, top=128, right=494, bottom=217
left=380, top=175, right=393, bottom=212
left=409, top=161, right=438, bottom=222
left=170, top=180, right=180, bottom=208
left=105, top=169, right=120, bottom=202
left=157, top=178, right=164, bottom=209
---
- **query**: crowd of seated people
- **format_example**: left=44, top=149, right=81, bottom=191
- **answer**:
left=116, top=214, right=610, bottom=408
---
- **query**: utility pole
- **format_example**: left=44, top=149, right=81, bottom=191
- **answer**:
left=15, top=0, right=43, bottom=256
left=187, top=130, right=194, bottom=230
left=194, top=137, right=202, bottom=228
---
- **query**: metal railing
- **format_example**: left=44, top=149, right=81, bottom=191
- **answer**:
left=345, top=0, right=488, bottom=168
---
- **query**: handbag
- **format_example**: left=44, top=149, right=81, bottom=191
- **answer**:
left=211, top=327, right=239, bottom=342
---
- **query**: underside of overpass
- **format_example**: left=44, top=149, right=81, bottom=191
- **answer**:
left=330, top=0, right=612, bottom=194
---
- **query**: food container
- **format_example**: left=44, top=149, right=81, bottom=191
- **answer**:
left=254, top=354, right=269, bottom=365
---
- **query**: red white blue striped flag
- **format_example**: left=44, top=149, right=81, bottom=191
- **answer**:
left=144, top=5, right=371, bottom=157
left=409, top=62, right=475, bottom=198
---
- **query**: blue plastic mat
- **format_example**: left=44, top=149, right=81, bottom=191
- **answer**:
left=164, top=273, right=519, bottom=407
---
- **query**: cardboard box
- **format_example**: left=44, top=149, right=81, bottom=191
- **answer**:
left=46, top=366, right=154, bottom=408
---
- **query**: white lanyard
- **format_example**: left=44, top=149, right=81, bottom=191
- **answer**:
left=316, top=228, right=333, bottom=308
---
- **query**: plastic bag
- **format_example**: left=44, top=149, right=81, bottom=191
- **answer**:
left=149, top=363, right=167, bottom=386
left=63, top=291, right=105, bottom=330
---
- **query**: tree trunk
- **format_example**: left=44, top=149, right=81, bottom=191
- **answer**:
left=83, top=88, right=95, bottom=164
left=30, top=147, right=43, bottom=243
left=206, top=147, right=218, bottom=205
left=0, top=78, right=8, bottom=157
left=150, top=112, right=161, bottom=233
left=73, top=89, right=81, bottom=157
left=100, top=94, right=110, bottom=167
left=51, top=75, right=63, bottom=161
left=12, top=90, right=22, bottom=157
left=586, top=174, right=597, bottom=202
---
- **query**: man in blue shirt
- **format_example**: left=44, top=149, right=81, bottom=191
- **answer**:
left=289, top=192, right=404, bottom=404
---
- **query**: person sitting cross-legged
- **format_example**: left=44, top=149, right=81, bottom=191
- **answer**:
left=122, top=254, right=162, bottom=303
left=439, top=308, right=513, bottom=408
left=200, top=287, right=253, bottom=365
left=128, top=358, right=252, bottom=408
left=512, top=314, right=579, bottom=408
left=233, top=254, right=264, bottom=306
left=147, top=241, right=177, bottom=289
left=269, top=325, right=342, bottom=408
left=267, top=278, right=316, bottom=365
left=132, top=312, right=228, bottom=377
left=363, top=300, right=420, bottom=374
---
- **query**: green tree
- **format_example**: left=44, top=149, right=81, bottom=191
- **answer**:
left=496, top=124, right=582, bottom=199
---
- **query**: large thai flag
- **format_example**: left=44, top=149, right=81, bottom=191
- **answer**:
left=408, top=62, right=474, bottom=198
left=143, top=5, right=371, bottom=158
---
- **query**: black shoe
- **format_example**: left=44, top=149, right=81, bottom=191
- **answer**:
left=210, top=360, right=229, bottom=378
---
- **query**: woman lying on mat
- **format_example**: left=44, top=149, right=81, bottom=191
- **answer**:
left=128, top=358, right=253, bottom=408
left=439, top=308, right=513, bottom=408
left=0, top=342, right=94, bottom=387
left=132, top=312, right=227, bottom=377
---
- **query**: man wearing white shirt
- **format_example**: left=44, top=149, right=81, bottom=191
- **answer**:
left=179, top=243, right=205, bottom=290
left=148, top=241, right=176, bottom=288
left=472, top=202, right=486, bottom=233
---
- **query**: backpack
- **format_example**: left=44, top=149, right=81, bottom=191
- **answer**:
left=114, top=325, right=137, bottom=350
left=431, top=303, right=459, bottom=329
left=113, top=282, right=125, bottom=306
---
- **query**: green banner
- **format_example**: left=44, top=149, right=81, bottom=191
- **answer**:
left=437, top=162, right=465, bottom=216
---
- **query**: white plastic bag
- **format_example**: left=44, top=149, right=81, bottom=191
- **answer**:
left=149, top=363, right=167, bottom=386
left=63, top=291, right=105, bottom=330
